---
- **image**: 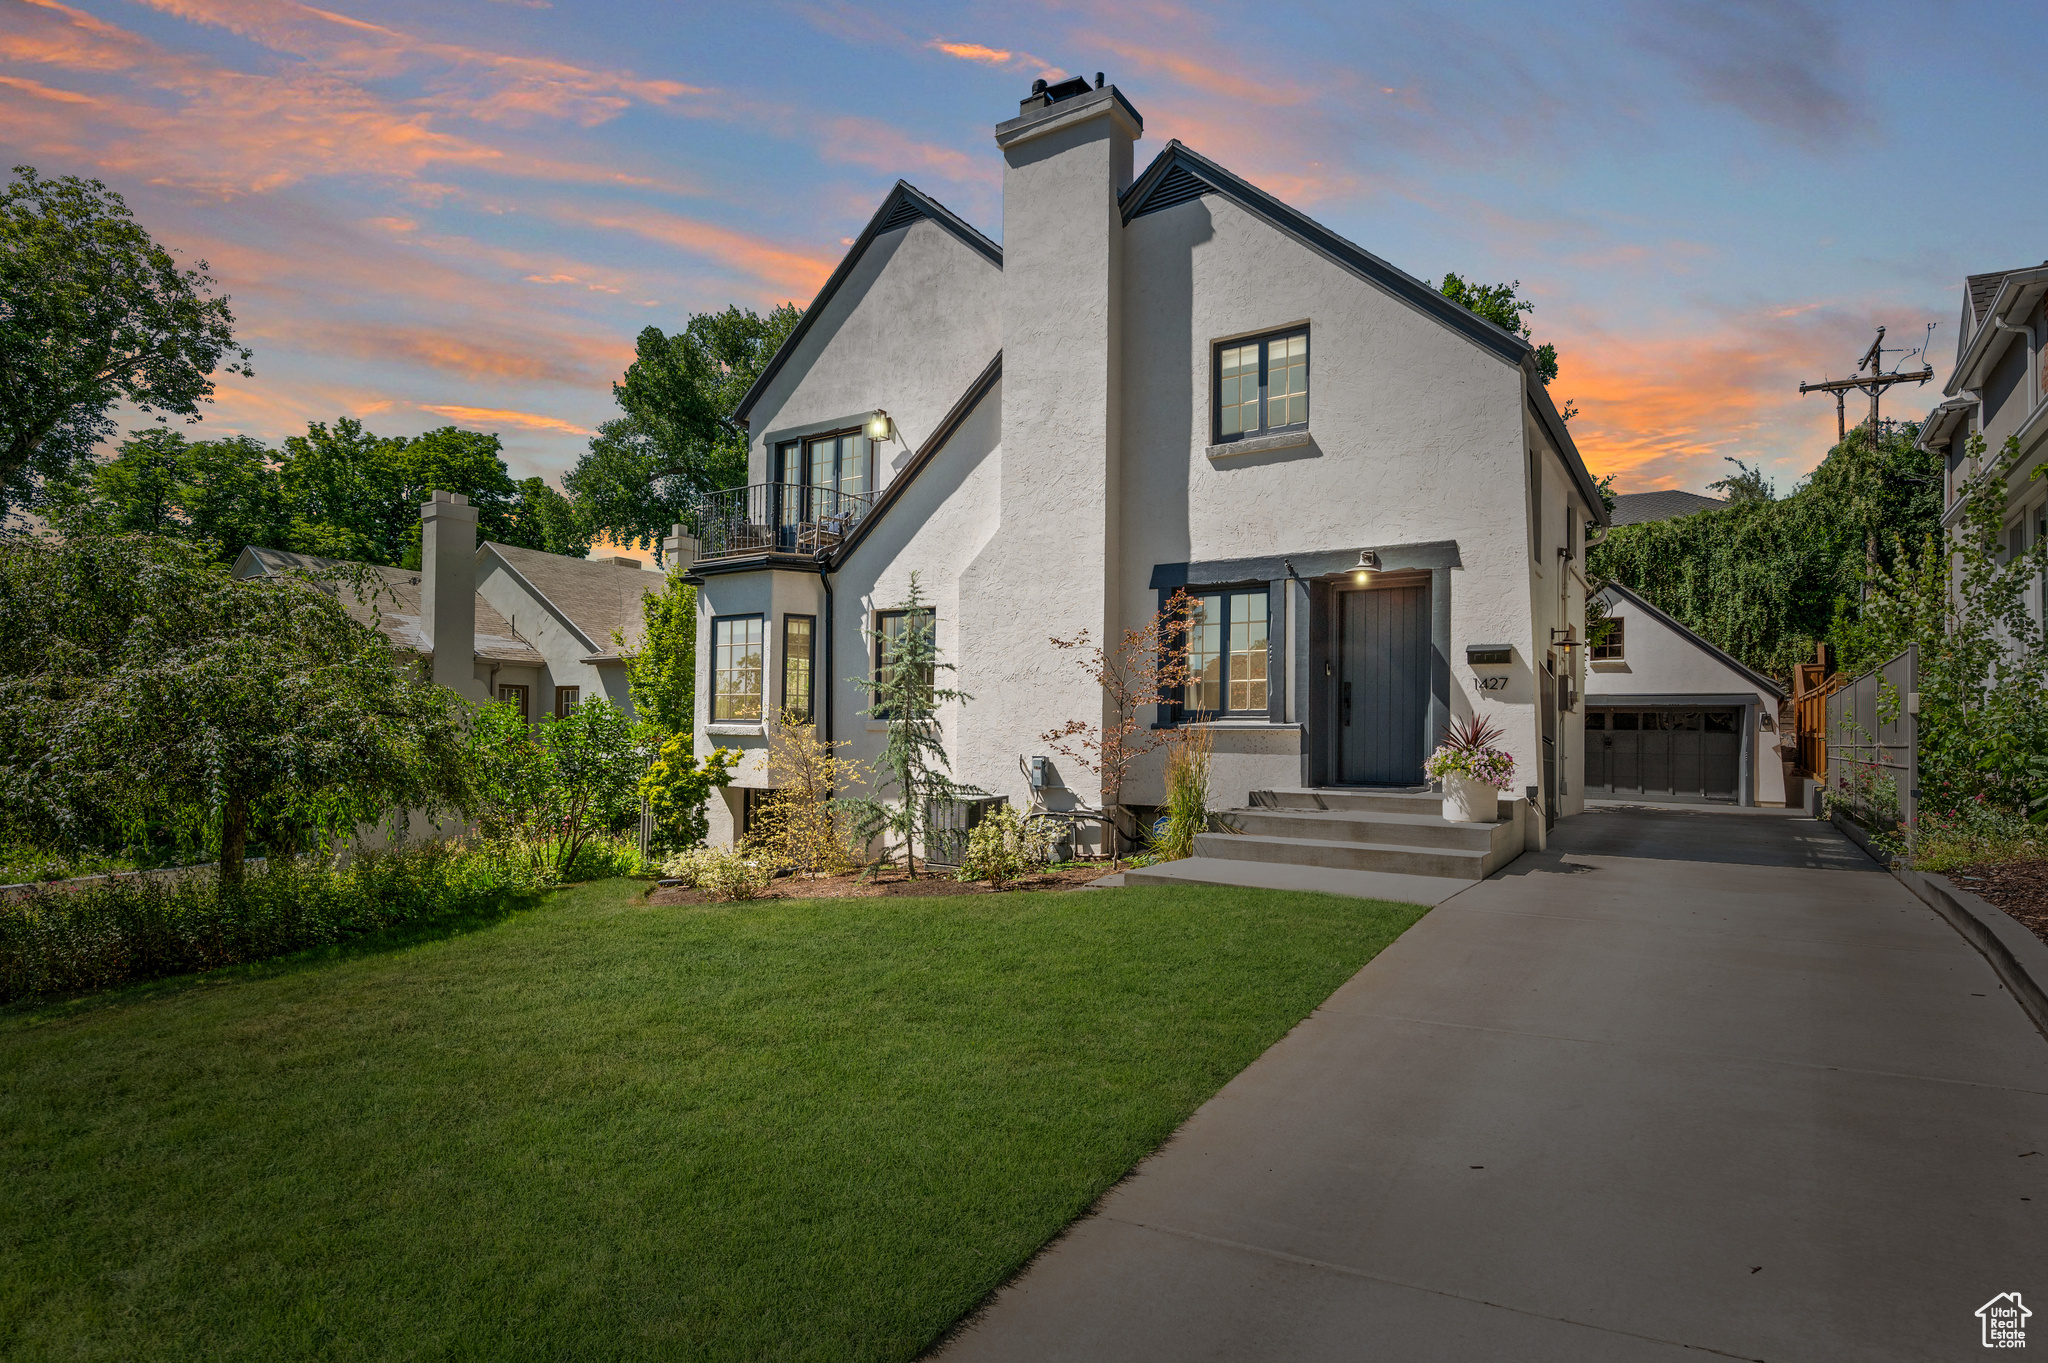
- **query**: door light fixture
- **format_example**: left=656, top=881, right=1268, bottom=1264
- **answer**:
left=1351, top=549, right=1380, bottom=585
left=868, top=410, right=893, bottom=441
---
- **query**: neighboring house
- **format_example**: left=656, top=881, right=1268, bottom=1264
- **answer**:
left=1607, top=489, right=1725, bottom=528
left=1583, top=583, right=1788, bottom=807
left=1917, top=262, right=2048, bottom=631
left=235, top=491, right=666, bottom=719
left=683, top=75, right=1606, bottom=859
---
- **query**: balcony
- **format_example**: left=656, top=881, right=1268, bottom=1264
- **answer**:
left=692, top=483, right=875, bottom=563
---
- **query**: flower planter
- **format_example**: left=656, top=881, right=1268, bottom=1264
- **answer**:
left=1441, top=772, right=1498, bottom=823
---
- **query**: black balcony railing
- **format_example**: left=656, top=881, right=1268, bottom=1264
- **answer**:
left=692, top=483, right=875, bottom=561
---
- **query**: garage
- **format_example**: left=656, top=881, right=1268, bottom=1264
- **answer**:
left=1585, top=707, right=1743, bottom=803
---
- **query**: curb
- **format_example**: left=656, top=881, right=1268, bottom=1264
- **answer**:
left=1891, top=866, right=2048, bottom=1044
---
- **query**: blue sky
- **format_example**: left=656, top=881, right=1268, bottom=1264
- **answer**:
left=5, top=0, right=2043, bottom=502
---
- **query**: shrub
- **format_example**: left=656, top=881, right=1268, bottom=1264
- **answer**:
left=695, top=846, right=776, bottom=902
left=1911, top=800, right=2044, bottom=873
left=641, top=735, right=739, bottom=855
left=956, top=806, right=1058, bottom=888
left=1153, top=726, right=1215, bottom=863
left=0, top=842, right=542, bottom=1003
left=563, top=833, right=652, bottom=882
left=749, top=713, right=868, bottom=878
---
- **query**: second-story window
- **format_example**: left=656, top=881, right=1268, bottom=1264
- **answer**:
left=1592, top=618, right=1625, bottom=662
left=711, top=614, right=764, bottom=721
left=1213, top=329, right=1309, bottom=442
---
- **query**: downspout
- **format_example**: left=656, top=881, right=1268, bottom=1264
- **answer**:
left=816, top=550, right=834, bottom=745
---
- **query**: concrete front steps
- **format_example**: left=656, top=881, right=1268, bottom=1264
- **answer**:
left=1121, top=787, right=1528, bottom=903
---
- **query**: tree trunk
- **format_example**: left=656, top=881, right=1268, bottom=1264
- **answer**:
left=220, top=792, right=249, bottom=890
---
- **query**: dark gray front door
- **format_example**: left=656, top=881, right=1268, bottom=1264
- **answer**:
left=1338, top=584, right=1430, bottom=785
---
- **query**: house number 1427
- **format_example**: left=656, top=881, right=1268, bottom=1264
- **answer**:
left=1471, top=675, right=1508, bottom=691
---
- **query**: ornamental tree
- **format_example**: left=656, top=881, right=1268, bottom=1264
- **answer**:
left=0, top=525, right=472, bottom=886
left=1042, top=588, right=1199, bottom=859
left=846, top=574, right=970, bottom=877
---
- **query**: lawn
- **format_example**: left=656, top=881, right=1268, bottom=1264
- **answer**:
left=0, top=878, right=1426, bottom=1362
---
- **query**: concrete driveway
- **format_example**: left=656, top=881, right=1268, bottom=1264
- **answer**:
left=938, top=805, right=2048, bottom=1362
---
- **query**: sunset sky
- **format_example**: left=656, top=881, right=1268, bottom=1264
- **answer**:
left=6, top=0, right=2045, bottom=503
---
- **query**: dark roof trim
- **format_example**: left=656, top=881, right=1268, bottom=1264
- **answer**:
left=1598, top=581, right=1786, bottom=699
left=1528, top=381, right=1609, bottom=528
left=731, top=181, right=1001, bottom=426
left=1121, top=141, right=1532, bottom=369
left=1150, top=539, right=1463, bottom=589
left=831, top=351, right=1003, bottom=568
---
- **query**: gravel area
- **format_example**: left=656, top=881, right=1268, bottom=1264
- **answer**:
left=646, top=863, right=1112, bottom=906
left=1947, top=860, right=2048, bottom=950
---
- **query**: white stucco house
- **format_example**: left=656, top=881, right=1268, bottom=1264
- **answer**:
left=682, top=75, right=1606, bottom=875
left=236, top=490, right=666, bottom=719
left=1916, top=261, right=2048, bottom=633
left=1583, top=583, right=1789, bottom=807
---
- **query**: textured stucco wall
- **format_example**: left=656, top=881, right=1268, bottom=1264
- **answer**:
left=955, top=99, right=1136, bottom=820
left=1118, top=191, right=1580, bottom=810
left=1587, top=590, right=1788, bottom=806
left=745, top=217, right=1002, bottom=490
left=474, top=558, right=643, bottom=718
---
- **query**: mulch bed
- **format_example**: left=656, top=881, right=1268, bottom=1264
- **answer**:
left=644, top=863, right=1113, bottom=906
left=1947, top=861, right=2048, bottom=951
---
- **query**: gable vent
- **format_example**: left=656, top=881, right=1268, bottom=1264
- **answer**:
left=878, top=196, right=926, bottom=233
left=1132, top=163, right=1216, bottom=219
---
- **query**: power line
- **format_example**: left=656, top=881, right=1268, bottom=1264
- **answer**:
left=1797, top=324, right=1935, bottom=442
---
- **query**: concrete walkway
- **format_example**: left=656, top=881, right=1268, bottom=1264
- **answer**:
left=939, top=805, right=2048, bottom=1362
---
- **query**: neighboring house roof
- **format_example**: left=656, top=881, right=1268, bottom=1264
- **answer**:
left=1607, top=489, right=1727, bottom=527
left=1967, top=268, right=2027, bottom=325
left=233, top=546, right=545, bottom=664
left=1596, top=581, right=1786, bottom=699
left=478, top=542, right=665, bottom=656
left=731, top=180, right=1003, bottom=426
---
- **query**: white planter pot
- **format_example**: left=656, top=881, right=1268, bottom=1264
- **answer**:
left=1441, top=772, right=1498, bottom=823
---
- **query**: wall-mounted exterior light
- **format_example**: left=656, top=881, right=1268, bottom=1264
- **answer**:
left=1351, top=548, right=1380, bottom=585
left=868, top=410, right=893, bottom=442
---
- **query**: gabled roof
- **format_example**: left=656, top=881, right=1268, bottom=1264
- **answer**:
left=730, top=180, right=1002, bottom=426
left=478, top=542, right=665, bottom=655
left=1608, top=489, right=1726, bottom=527
left=1597, top=581, right=1786, bottom=699
left=232, top=546, right=543, bottom=664
left=1121, top=139, right=1608, bottom=525
left=1122, top=141, right=1532, bottom=368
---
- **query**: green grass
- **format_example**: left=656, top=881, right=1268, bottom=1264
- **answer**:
left=0, top=879, right=1426, bottom=1362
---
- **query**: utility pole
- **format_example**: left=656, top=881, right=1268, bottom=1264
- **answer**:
left=1798, top=325, right=1934, bottom=444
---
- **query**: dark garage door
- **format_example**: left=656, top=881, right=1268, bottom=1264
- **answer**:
left=1585, top=708, right=1741, bottom=802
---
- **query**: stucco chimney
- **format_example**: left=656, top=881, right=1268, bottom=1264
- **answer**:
left=661, top=522, right=699, bottom=574
left=420, top=490, right=480, bottom=697
left=964, top=77, right=1142, bottom=788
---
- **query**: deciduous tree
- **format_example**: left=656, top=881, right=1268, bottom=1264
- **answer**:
left=0, top=526, right=472, bottom=886
left=0, top=167, right=250, bottom=516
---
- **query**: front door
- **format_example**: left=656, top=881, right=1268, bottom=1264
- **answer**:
left=1337, top=583, right=1430, bottom=785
